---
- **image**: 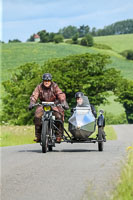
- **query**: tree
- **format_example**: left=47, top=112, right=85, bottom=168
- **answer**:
left=114, top=79, right=133, bottom=123
left=72, top=33, right=79, bottom=44
left=38, top=30, right=49, bottom=43
left=91, top=27, right=97, bottom=36
left=27, top=34, right=35, bottom=42
left=53, top=34, right=64, bottom=43
left=58, top=26, right=78, bottom=38
left=48, top=32, right=56, bottom=42
left=8, top=39, right=21, bottom=43
left=78, top=25, right=90, bottom=37
left=96, top=19, right=133, bottom=36
left=1, top=53, right=122, bottom=125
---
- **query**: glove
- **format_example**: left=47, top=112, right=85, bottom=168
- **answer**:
left=28, top=103, right=34, bottom=110
left=61, top=101, right=69, bottom=110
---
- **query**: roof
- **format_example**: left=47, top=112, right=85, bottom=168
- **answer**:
left=34, top=34, right=40, bottom=39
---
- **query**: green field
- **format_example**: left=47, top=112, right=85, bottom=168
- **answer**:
left=1, top=42, right=95, bottom=82
left=94, top=34, right=133, bottom=53
left=1, top=35, right=133, bottom=82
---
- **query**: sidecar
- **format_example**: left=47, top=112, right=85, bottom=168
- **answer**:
left=68, top=106, right=96, bottom=139
left=65, top=96, right=106, bottom=151
left=68, top=96, right=96, bottom=139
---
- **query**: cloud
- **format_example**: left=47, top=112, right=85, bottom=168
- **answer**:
left=2, top=0, right=133, bottom=42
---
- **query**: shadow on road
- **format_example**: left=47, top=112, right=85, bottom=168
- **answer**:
left=18, top=148, right=98, bottom=153
left=19, top=149, right=42, bottom=153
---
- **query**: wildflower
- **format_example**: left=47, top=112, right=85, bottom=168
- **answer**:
left=126, top=146, right=133, bottom=151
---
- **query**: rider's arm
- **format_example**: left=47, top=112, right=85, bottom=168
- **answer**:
left=54, top=84, right=69, bottom=109
left=30, top=85, right=40, bottom=104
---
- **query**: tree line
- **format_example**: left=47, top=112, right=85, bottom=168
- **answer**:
left=27, top=19, right=133, bottom=42
left=7, top=19, right=133, bottom=43
left=58, top=19, right=133, bottom=37
left=1, top=53, right=133, bottom=125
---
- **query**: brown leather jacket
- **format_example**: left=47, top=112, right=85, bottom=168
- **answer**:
left=30, top=82, right=66, bottom=104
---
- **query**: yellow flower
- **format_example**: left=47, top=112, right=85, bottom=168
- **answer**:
left=126, top=146, right=133, bottom=151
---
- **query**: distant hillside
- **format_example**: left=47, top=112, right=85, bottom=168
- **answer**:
left=94, top=34, right=133, bottom=52
left=1, top=34, right=133, bottom=82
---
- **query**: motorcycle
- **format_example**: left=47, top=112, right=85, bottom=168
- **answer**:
left=32, top=102, right=106, bottom=153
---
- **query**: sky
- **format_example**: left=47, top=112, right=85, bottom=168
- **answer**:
left=1, top=0, right=133, bottom=42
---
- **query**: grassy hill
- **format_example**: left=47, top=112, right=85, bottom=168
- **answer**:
left=94, top=33, right=133, bottom=52
left=1, top=34, right=133, bottom=82
left=1, top=42, right=95, bottom=82
left=1, top=34, right=133, bottom=117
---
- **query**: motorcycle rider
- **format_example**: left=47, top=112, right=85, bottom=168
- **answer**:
left=29, top=73, right=69, bottom=143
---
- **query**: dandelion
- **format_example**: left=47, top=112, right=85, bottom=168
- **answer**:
left=126, top=146, right=133, bottom=151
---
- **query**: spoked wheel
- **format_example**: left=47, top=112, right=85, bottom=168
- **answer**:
left=41, top=120, right=49, bottom=153
left=98, top=127, right=103, bottom=151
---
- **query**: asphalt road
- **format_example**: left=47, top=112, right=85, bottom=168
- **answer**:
left=0, top=125, right=133, bottom=200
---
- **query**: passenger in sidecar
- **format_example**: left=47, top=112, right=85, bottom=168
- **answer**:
left=69, top=92, right=97, bottom=140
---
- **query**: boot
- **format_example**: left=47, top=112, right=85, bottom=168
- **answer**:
left=34, top=125, right=42, bottom=143
left=33, top=136, right=41, bottom=143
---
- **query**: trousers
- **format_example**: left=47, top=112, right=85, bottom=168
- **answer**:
left=34, top=106, right=64, bottom=139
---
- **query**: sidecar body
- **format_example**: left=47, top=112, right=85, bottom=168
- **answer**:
left=68, top=98, right=96, bottom=140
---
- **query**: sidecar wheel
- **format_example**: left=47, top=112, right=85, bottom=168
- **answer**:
left=98, top=127, right=103, bottom=151
left=41, top=121, right=49, bottom=153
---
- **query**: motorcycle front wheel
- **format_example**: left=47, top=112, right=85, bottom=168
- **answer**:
left=41, top=120, right=49, bottom=153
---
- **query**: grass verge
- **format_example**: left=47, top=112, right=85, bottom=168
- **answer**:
left=112, top=147, right=133, bottom=200
left=0, top=124, right=117, bottom=147
left=0, top=125, right=35, bottom=147
left=91, top=125, right=117, bottom=140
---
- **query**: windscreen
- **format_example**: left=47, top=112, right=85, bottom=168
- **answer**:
left=76, top=96, right=90, bottom=107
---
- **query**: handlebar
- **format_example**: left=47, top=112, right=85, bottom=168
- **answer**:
left=32, top=102, right=63, bottom=108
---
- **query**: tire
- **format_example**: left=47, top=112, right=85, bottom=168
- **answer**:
left=48, top=146, right=53, bottom=151
left=41, top=120, right=49, bottom=153
left=98, top=127, right=103, bottom=151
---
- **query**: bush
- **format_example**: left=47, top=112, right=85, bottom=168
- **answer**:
left=94, top=43, right=112, bottom=50
left=8, top=39, right=21, bottom=43
left=120, top=50, right=133, bottom=60
left=65, top=39, right=73, bottom=44
left=53, top=34, right=64, bottom=43
left=80, top=34, right=93, bottom=47
left=72, top=33, right=79, bottom=44
left=80, top=38, right=88, bottom=46
left=85, top=34, right=93, bottom=47
left=104, top=112, right=128, bottom=125
left=126, top=50, right=133, bottom=60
